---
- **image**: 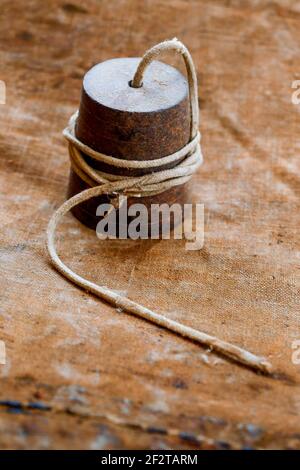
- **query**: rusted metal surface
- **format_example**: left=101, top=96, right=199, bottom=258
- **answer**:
left=77, top=58, right=190, bottom=161
left=70, top=56, right=190, bottom=229
left=0, top=0, right=300, bottom=450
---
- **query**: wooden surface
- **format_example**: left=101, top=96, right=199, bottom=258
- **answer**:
left=0, top=0, right=300, bottom=450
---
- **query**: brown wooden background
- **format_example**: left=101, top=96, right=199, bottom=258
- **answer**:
left=0, top=0, right=300, bottom=449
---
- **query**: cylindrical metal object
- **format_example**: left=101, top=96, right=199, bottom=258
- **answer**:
left=67, top=57, right=191, bottom=231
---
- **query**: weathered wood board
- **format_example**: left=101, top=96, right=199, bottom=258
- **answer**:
left=0, top=0, right=300, bottom=449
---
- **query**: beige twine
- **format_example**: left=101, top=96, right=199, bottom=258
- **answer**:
left=47, top=38, right=272, bottom=375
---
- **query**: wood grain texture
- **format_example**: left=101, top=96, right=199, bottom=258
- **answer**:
left=0, top=0, right=300, bottom=450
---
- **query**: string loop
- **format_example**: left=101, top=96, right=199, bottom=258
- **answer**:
left=47, top=39, right=272, bottom=374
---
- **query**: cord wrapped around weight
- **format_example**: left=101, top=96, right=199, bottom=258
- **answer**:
left=67, top=51, right=195, bottom=231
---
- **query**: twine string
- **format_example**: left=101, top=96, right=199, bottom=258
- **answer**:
left=131, top=38, right=199, bottom=140
left=47, top=38, right=272, bottom=374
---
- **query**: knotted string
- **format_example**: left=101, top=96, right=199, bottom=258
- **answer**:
left=47, top=39, right=272, bottom=374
